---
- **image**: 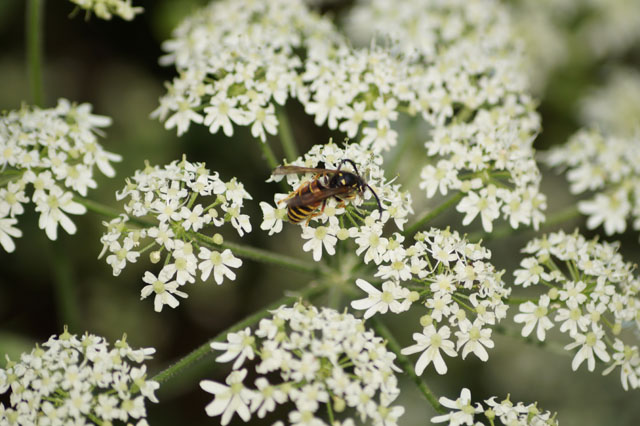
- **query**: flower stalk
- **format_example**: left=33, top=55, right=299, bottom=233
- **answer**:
left=194, top=232, right=329, bottom=276
left=402, top=192, right=465, bottom=237
left=151, top=282, right=330, bottom=384
left=371, top=319, right=445, bottom=414
left=277, top=107, right=299, bottom=162
left=26, top=0, right=44, bottom=107
left=50, top=245, right=80, bottom=330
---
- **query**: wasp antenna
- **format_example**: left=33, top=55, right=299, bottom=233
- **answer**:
left=366, top=184, right=383, bottom=211
left=341, top=158, right=360, bottom=175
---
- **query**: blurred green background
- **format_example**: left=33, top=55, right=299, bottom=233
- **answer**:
left=1, top=0, right=639, bottom=425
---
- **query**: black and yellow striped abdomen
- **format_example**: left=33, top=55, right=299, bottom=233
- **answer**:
left=286, top=179, right=325, bottom=223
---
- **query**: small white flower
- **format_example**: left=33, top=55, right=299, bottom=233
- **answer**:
left=514, top=257, right=547, bottom=287
left=578, top=190, right=630, bottom=235
left=210, top=328, right=256, bottom=370
left=354, top=223, right=388, bottom=265
left=338, top=101, right=367, bottom=138
left=130, top=366, right=160, bottom=403
left=248, top=103, right=278, bottom=142
left=179, top=204, right=207, bottom=231
left=34, top=186, right=87, bottom=240
left=565, top=325, right=611, bottom=372
left=455, top=319, right=494, bottom=362
left=106, top=238, right=140, bottom=276
left=203, top=95, right=250, bottom=137
left=401, top=325, right=457, bottom=375
left=225, top=206, right=252, bottom=237
left=259, top=201, right=286, bottom=235
left=198, top=248, right=242, bottom=284
left=163, top=242, right=198, bottom=285
left=554, top=304, right=589, bottom=337
left=351, top=279, right=411, bottom=319
left=250, top=378, right=287, bottom=418
left=0, top=182, right=28, bottom=217
left=69, top=0, right=144, bottom=21
left=456, top=188, right=500, bottom=232
left=301, top=225, right=337, bottom=261
left=602, top=339, right=640, bottom=391
left=0, top=215, right=22, bottom=253
left=164, top=97, right=204, bottom=136
left=140, top=270, right=187, bottom=312
left=513, top=295, right=554, bottom=341
left=430, top=388, right=482, bottom=425
left=200, top=369, right=254, bottom=425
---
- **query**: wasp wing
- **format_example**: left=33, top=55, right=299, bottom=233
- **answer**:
left=285, top=186, right=354, bottom=208
left=273, top=165, right=340, bottom=176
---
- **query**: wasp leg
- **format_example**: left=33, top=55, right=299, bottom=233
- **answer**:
left=278, top=183, right=306, bottom=204
left=304, top=200, right=326, bottom=226
left=278, top=174, right=322, bottom=204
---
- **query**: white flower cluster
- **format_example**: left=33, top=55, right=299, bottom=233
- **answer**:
left=69, top=0, right=143, bottom=21
left=0, top=326, right=158, bottom=425
left=431, top=387, right=557, bottom=426
left=351, top=227, right=510, bottom=376
left=545, top=129, right=640, bottom=236
left=152, top=0, right=338, bottom=138
left=201, top=302, right=404, bottom=426
left=508, top=0, right=640, bottom=89
left=99, top=157, right=250, bottom=312
left=0, top=99, right=121, bottom=252
left=506, top=2, right=568, bottom=92
left=152, top=0, right=432, bottom=155
left=302, top=43, right=415, bottom=153
left=346, top=0, right=546, bottom=233
left=513, top=230, right=640, bottom=391
left=579, top=67, right=640, bottom=136
left=260, top=142, right=413, bottom=261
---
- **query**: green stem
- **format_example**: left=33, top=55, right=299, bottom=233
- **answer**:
left=151, top=283, right=330, bottom=384
left=26, top=0, right=44, bottom=107
left=541, top=204, right=581, bottom=229
left=76, top=195, right=158, bottom=228
left=370, top=319, right=445, bottom=414
left=74, top=196, right=123, bottom=220
left=326, top=398, right=335, bottom=424
left=504, top=297, right=538, bottom=305
left=387, top=117, right=416, bottom=176
left=402, top=192, right=465, bottom=237
left=277, top=107, right=299, bottom=162
left=193, top=232, right=328, bottom=276
left=259, top=138, right=290, bottom=193
left=455, top=106, right=474, bottom=123
left=258, top=138, right=280, bottom=170
left=86, top=413, right=103, bottom=425
left=50, top=243, right=80, bottom=330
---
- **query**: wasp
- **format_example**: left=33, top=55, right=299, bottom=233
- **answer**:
left=273, top=159, right=382, bottom=224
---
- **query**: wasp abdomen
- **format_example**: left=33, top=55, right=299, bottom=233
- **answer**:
left=287, top=205, right=316, bottom=223
left=286, top=179, right=326, bottom=223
